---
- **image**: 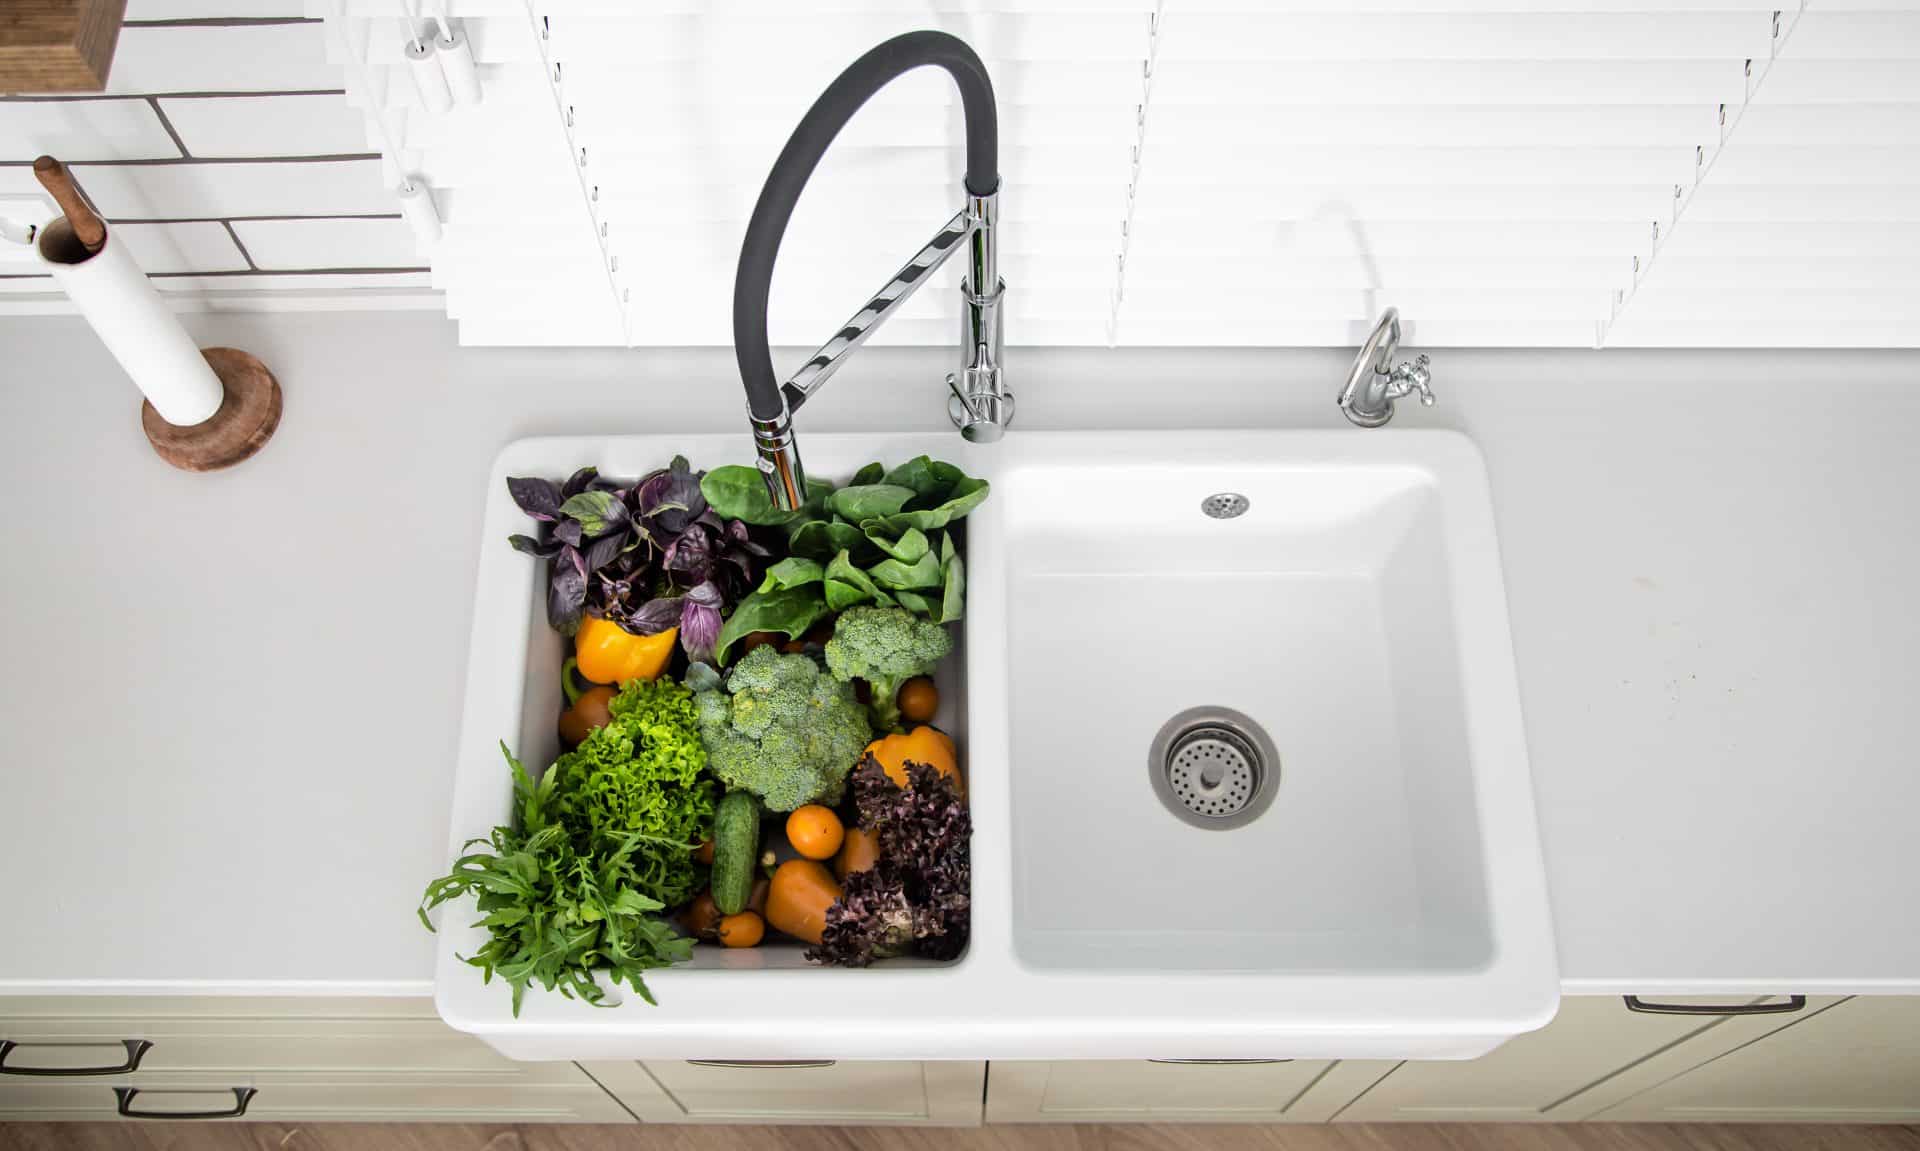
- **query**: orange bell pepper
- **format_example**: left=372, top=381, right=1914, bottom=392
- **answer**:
left=574, top=616, right=677, bottom=684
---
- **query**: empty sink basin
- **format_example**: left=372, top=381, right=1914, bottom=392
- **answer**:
left=976, top=430, right=1558, bottom=1052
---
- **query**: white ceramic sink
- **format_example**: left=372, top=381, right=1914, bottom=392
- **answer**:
left=1006, top=441, right=1505, bottom=976
left=437, top=430, right=1557, bottom=1062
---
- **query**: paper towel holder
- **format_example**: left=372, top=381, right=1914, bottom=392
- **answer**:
left=35, top=157, right=283, bottom=473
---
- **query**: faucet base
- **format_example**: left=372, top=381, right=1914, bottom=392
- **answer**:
left=949, top=390, right=1015, bottom=441
left=1339, top=399, right=1396, bottom=429
left=750, top=407, right=806, bottom=511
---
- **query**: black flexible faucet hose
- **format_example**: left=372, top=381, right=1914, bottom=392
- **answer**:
left=733, top=31, right=999, bottom=422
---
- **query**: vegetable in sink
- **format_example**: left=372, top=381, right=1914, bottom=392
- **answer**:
left=431, top=453, right=987, bottom=1013
left=418, top=675, right=715, bottom=1015
left=824, top=605, right=953, bottom=733
left=809, top=757, right=971, bottom=967
left=703, top=456, right=984, bottom=664
left=507, top=457, right=773, bottom=663
left=690, top=645, right=872, bottom=811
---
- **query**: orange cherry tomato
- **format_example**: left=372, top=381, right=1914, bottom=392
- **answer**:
left=785, top=805, right=845, bottom=862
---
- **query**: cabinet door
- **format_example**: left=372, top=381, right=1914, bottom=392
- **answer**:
left=582, top=1060, right=985, bottom=1125
left=986, top=1060, right=1384, bottom=1123
left=1594, top=996, right=1920, bottom=1123
left=1337, top=995, right=1841, bottom=1122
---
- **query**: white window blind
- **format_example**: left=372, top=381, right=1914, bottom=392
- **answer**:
left=322, top=0, right=625, bottom=344
left=324, top=1, right=1920, bottom=349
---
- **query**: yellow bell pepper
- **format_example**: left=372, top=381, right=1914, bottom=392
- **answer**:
left=863, top=726, right=962, bottom=796
left=575, top=616, right=677, bottom=684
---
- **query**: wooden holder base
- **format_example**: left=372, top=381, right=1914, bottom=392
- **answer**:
left=140, top=347, right=282, bottom=472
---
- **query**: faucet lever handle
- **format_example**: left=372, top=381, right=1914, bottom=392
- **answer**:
left=944, top=371, right=980, bottom=421
left=1388, top=354, right=1436, bottom=408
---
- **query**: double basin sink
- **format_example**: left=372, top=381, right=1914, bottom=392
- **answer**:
left=438, top=430, right=1558, bottom=1061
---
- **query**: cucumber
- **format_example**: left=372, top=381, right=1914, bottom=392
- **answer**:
left=711, top=790, right=762, bottom=915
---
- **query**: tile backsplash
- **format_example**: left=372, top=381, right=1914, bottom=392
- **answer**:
left=0, top=12, right=424, bottom=295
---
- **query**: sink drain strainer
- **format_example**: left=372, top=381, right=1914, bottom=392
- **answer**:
left=1201, top=492, right=1250, bottom=519
left=1149, top=706, right=1279, bottom=830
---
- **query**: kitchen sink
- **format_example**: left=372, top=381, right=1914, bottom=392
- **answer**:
left=1005, top=441, right=1498, bottom=975
left=438, top=430, right=1556, bottom=1062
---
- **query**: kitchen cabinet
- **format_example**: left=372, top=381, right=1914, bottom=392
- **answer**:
left=0, top=1075, right=629, bottom=1123
left=1336, top=995, right=1843, bottom=1122
left=581, top=1059, right=986, bottom=1125
left=0, top=998, right=629, bottom=1124
left=1593, top=996, right=1920, bottom=1123
left=986, top=1059, right=1386, bottom=1123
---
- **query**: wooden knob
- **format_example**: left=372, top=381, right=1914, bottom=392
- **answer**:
left=33, top=155, right=106, bottom=253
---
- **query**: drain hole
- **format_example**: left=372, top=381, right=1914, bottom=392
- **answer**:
left=1149, top=707, right=1279, bottom=830
left=1201, top=492, right=1250, bottom=519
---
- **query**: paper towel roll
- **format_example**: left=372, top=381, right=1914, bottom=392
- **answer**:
left=37, top=219, right=225, bottom=428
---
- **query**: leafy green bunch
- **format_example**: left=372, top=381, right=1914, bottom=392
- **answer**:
left=700, top=456, right=987, bottom=663
left=418, top=676, right=717, bottom=1016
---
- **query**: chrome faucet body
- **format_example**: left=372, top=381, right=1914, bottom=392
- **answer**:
left=736, top=32, right=1010, bottom=510
left=1338, top=308, right=1436, bottom=428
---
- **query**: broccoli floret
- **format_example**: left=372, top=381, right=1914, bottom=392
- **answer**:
left=692, top=644, right=872, bottom=811
left=824, top=605, right=954, bottom=732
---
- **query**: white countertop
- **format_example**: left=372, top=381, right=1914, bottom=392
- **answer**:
left=2, top=312, right=1916, bottom=998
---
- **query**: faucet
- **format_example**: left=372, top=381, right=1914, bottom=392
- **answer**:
left=733, top=31, right=1011, bottom=510
left=1337, top=308, right=1435, bottom=428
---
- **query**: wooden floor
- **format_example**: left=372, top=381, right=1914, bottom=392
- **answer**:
left=1, top=1126, right=1916, bottom=1151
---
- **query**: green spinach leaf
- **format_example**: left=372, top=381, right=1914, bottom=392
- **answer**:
left=830, top=483, right=917, bottom=522
left=713, top=584, right=830, bottom=664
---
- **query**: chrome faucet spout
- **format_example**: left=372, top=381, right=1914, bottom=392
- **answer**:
left=1338, top=308, right=1436, bottom=428
left=732, top=31, right=1013, bottom=510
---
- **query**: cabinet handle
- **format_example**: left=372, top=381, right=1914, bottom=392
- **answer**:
left=0, top=1039, right=152, bottom=1077
left=113, top=1087, right=255, bottom=1120
left=1148, top=1058, right=1293, bottom=1065
left=685, top=1059, right=836, bottom=1069
left=1623, top=995, right=1807, bottom=1016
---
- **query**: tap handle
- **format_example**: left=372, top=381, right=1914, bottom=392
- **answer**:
left=944, top=372, right=979, bottom=421
left=1390, top=354, right=1436, bottom=407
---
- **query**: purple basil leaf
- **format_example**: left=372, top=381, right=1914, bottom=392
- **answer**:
left=507, top=533, right=563, bottom=559
left=664, top=527, right=714, bottom=582
left=582, top=531, right=625, bottom=574
left=679, top=596, right=722, bottom=664
left=547, top=552, right=587, bottom=635
left=623, top=596, right=684, bottom=636
left=639, top=456, right=706, bottom=534
left=553, top=519, right=583, bottom=548
left=558, top=490, right=629, bottom=538
left=560, top=466, right=600, bottom=499
left=684, top=579, right=724, bottom=608
left=506, top=476, right=561, bottom=522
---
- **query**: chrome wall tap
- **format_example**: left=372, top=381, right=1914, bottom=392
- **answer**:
left=734, top=32, right=1011, bottom=510
left=1338, top=308, right=1436, bottom=429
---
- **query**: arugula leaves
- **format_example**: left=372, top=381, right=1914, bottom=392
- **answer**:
left=420, top=672, right=717, bottom=1015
